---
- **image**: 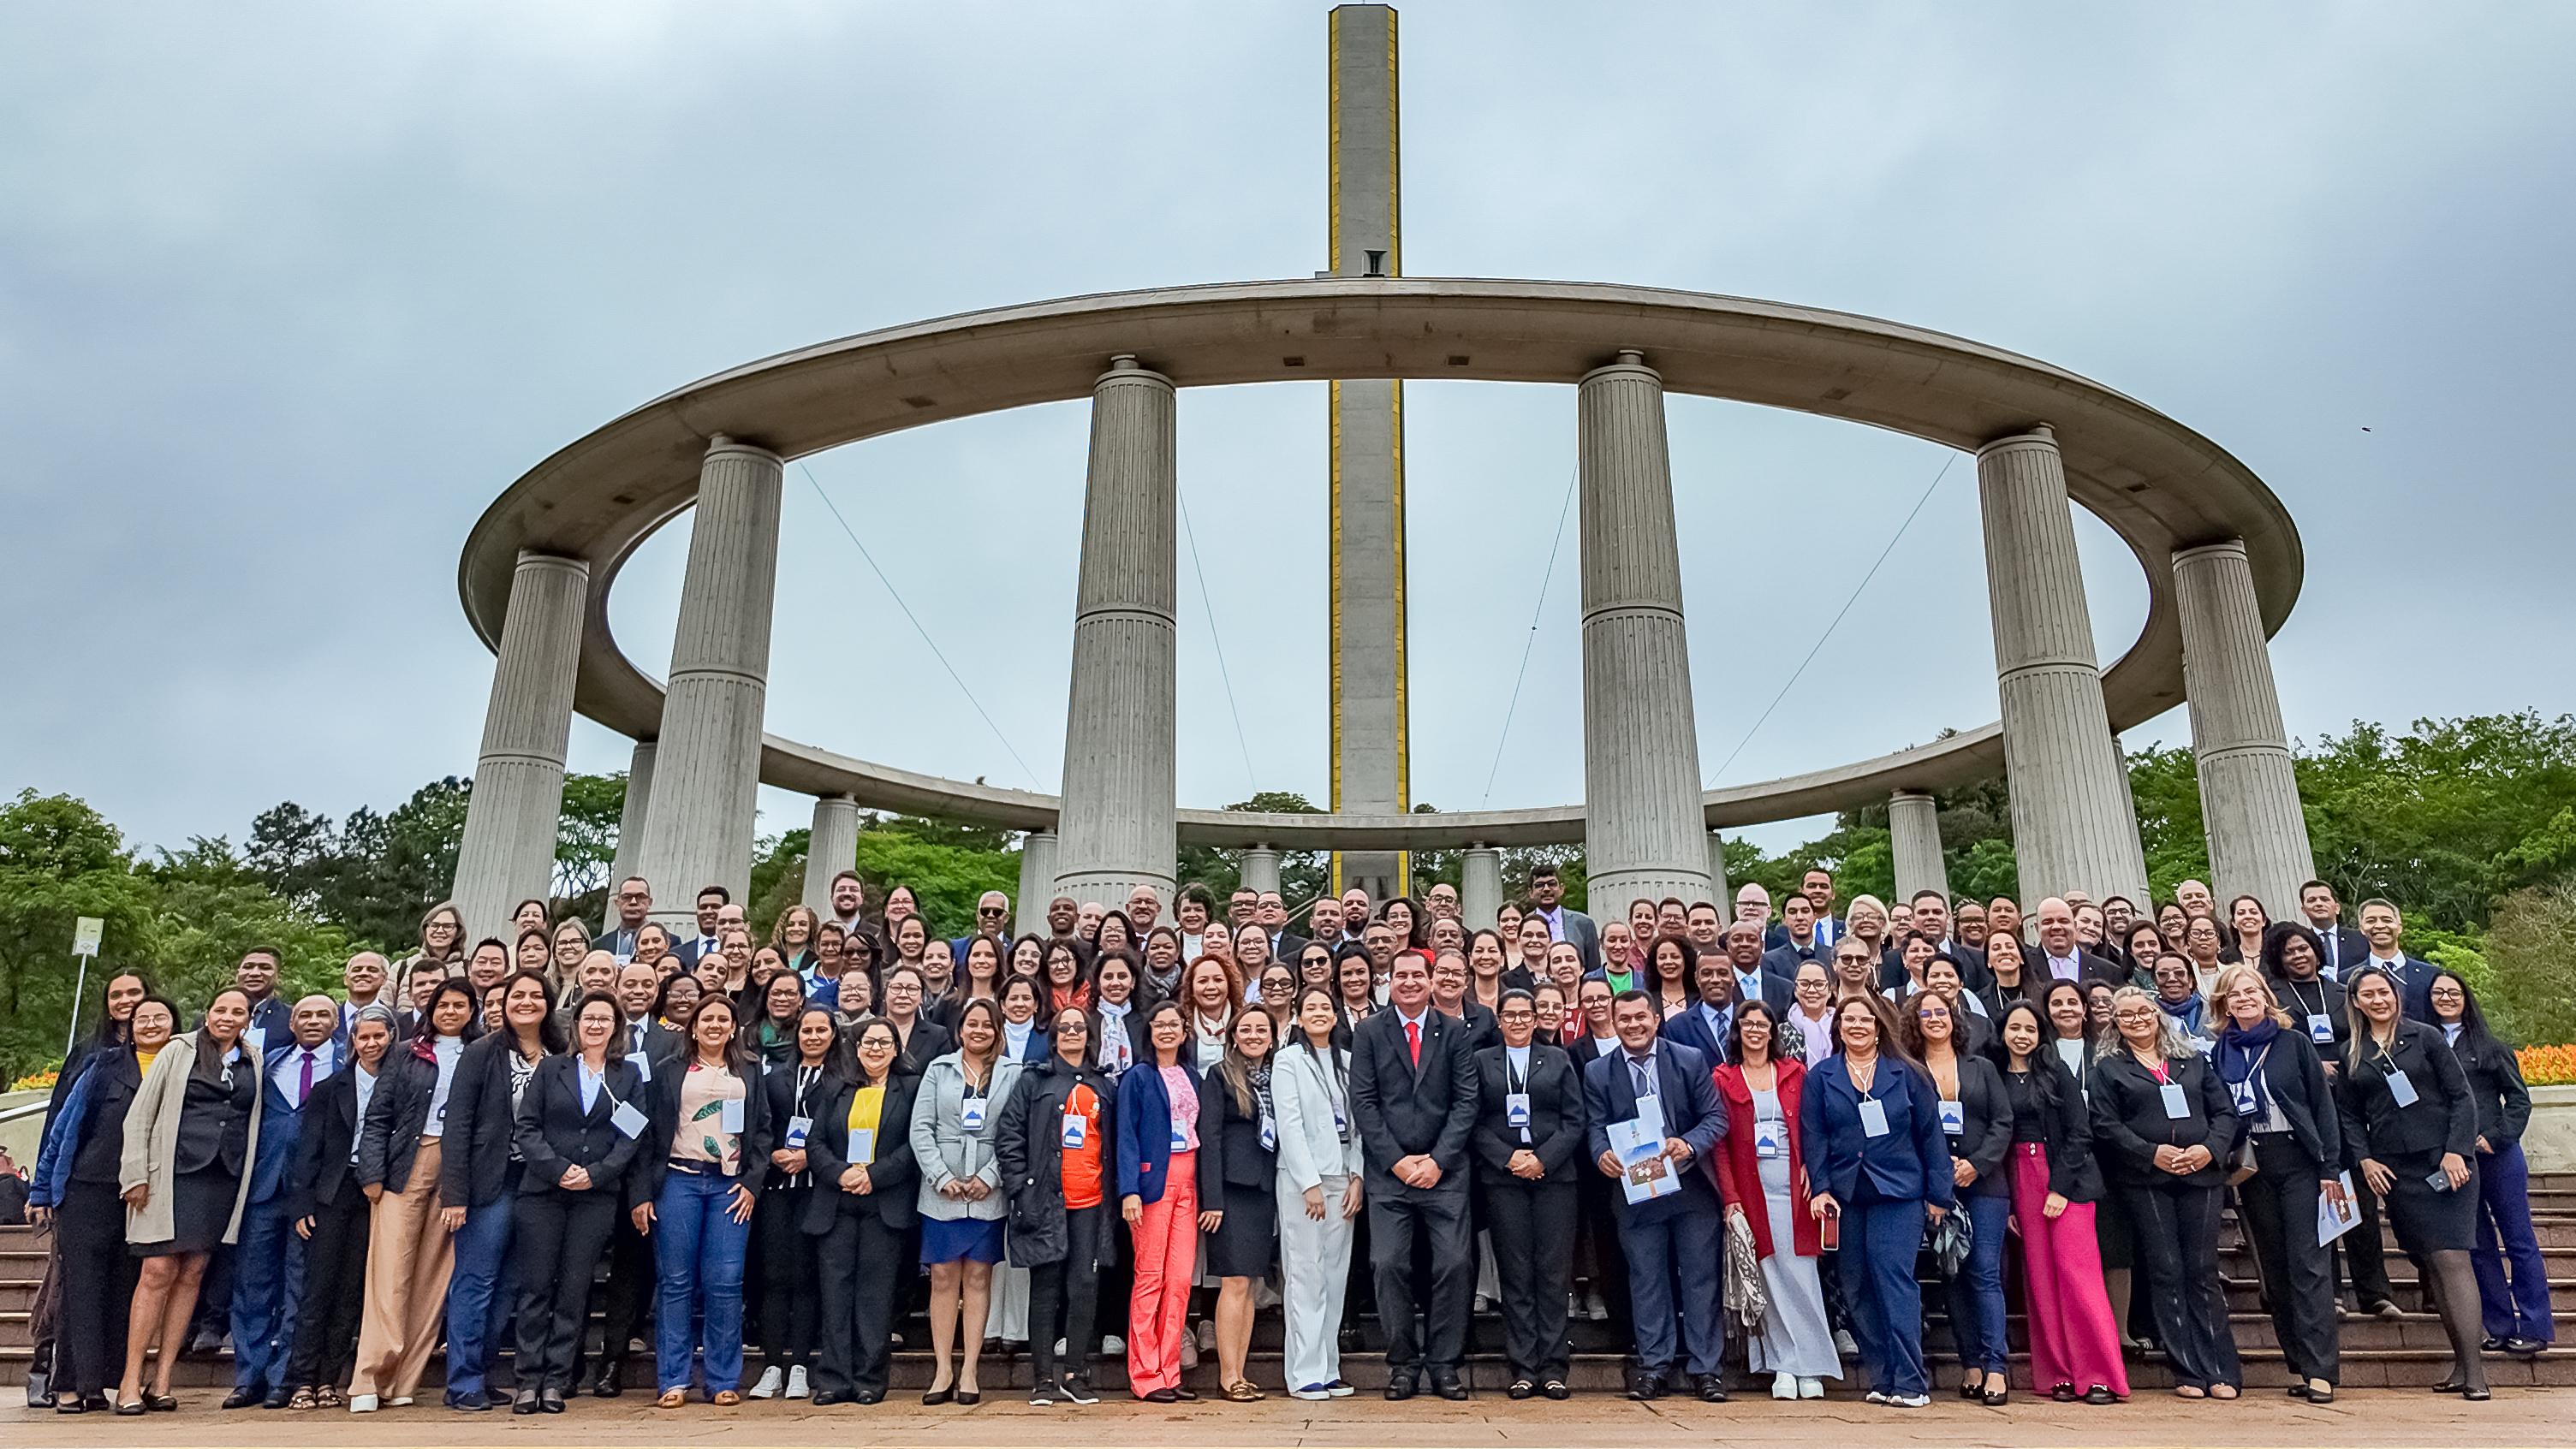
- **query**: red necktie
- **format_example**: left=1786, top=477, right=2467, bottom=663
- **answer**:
left=1407, top=1019, right=1421, bottom=1067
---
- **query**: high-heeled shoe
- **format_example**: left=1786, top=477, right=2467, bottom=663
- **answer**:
left=1983, top=1383, right=2010, bottom=1407
left=954, top=1388, right=981, bottom=1407
left=920, top=1385, right=954, bottom=1406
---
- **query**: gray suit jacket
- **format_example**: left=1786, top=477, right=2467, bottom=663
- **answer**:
left=1538, top=907, right=1600, bottom=976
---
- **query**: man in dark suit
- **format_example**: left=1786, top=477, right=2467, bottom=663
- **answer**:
left=2299, top=881, right=2373, bottom=983
left=228, top=947, right=298, bottom=1049
left=670, top=886, right=729, bottom=969
left=612, top=963, right=685, bottom=1071
left=1526, top=864, right=1599, bottom=975
left=226, top=995, right=342, bottom=1408
left=1430, top=949, right=1501, bottom=1053
left=1884, top=891, right=1990, bottom=995
left=1798, top=868, right=1847, bottom=950
left=1726, top=920, right=1796, bottom=1018
left=1348, top=954, right=1481, bottom=1401
left=1258, top=891, right=1307, bottom=963
left=2354, top=899, right=2439, bottom=1020
left=1656, top=953, right=1735, bottom=1066
left=1584, top=990, right=1730, bottom=1401
left=597, top=876, right=653, bottom=963
left=2030, top=898, right=2127, bottom=991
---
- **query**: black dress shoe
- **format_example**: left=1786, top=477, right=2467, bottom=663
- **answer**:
left=2504, top=1337, right=2547, bottom=1357
left=223, top=1388, right=264, bottom=1410
left=1384, top=1373, right=1419, bottom=1402
left=854, top=1391, right=883, bottom=1405
left=2463, top=1387, right=2492, bottom=1401
left=538, top=1387, right=564, bottom=1413
left=1542, top=1379, right=1571, bottom=1400
left=264, top=1387, right=293, bottom=1409
left=54, top=1399, right=86, bottom=1415
left=2084, top=1385, right=2118, bottom=1405
left=1141, top=1387, right=1179, bottom=1404
left=1431, top=1373, right=1467, bottom=1401
left=512, top=1389, right=542, bottom=1416
left=810, top=1391, right=848, bottom=1406
left=1507, top=1379, right=1535, bottom=1400
left=114, top=1399, right=146, bottom=1417
left=1698, top=1374, right=1728, bottom=1403
left=591, top=1364, right=624, bottom=1398
left=147, top=1393, right=179, bottom=1412
left=1626, top=1369, right=1664, bottom=1401
left=921, top=1386, right=953, bottom=1406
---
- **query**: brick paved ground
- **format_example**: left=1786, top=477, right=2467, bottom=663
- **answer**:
left=14, top=1385, right=2574, bottom=1447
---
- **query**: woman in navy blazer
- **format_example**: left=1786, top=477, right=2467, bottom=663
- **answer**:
left=508, top=992, right=645, bottom=1412
left=1799, top=995, right=1954, bottom=1408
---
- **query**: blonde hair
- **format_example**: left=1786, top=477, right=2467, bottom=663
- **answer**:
left=2210, top=965, right=2295, bottom=1032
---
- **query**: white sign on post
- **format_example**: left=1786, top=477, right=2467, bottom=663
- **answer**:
left=73, top=917, right=104, bottom=958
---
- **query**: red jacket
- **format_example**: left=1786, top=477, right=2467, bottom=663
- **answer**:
left=1706, top=1058, right=1820, bottom=1259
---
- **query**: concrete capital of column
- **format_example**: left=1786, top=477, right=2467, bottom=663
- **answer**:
left=1097, top=355, right=1173, bottom=389
left=1578, top=348, right=1657, bottom=386
left=1976, top=422, right=2057, bottom=458
left=2172, top=537, right=2250, bottom=567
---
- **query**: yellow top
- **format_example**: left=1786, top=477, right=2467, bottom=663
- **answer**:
left=848, top=1085, right=884, bottom=1164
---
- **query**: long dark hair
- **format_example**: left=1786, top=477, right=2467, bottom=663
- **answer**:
left=2038, top=978, right=2097, bottom=1054
left=1989, top=1000, right=2067, bottom=1113
left=2430, top=971, right=2505, bottom=1054
left=191, top=988, right=254, bottom=1084
left=89, top=972, right=152, bottom=1050
left=790, top=1005, right=858, bottom=1083
left=1726, top=999, right=1790, bottom=1066
left=568, top=990, right=627, bottom=1062
left=410, top=978, right=483, bottom=1061
left=501, top=969, right=569, bottom=1054
left=679, top=993, right=750, bottom=1074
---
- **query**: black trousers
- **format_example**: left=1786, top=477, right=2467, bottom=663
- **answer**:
left=816, top=1208, right=905, bottom=1400
left=590, top=1208, right=655, bottom=1369
left=1484, top=1176, right=1576, bottom=1381
left=1026, top=1204, right=1107, bottom=1386
left=2239, top=1137, right=2341, bottom=1385
left=2131, top=1179, right=2242, bottom=1390
left=282, top=1191, right=369, bottom=1391
left=1366, top=1179, right=1472, bottom=1375
left=513, top=1187, right=619, bottom=1393
left=756, top=1188, right=818, bottom=1369
left=52, top=1178, right=139, bottom=1399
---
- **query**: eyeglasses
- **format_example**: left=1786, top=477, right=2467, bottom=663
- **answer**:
left=979, top=906, right=1007, bottom=916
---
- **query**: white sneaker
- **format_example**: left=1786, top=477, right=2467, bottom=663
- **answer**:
left=1889, top=1392, right=1931, bottom=1409
left=388, top=1397, right=413, bottom=1408
left=1585, top=1292, right=1608, bottom=1321
left=1181, top=1335, right=1199, bottom=1369
left=1772, top=1371, right=1797, bottom=1400
left=1197, top=1319, right=1217, bottom=1352
left=747, top=1365, right=783, bottom=1400
left=1290, top=1384, right=1333, bottom=1401
left=348, top=1394, right=379, bottom=1414
left=784, top=1365, right=809, bottom=1399
left=1101, top=1334, right=1125, bottom=1355
left=1798, top=1377, right=1824, bottom=1399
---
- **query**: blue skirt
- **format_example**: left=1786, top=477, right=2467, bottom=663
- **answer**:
left=920, top=1215, right=1005, bottom=1265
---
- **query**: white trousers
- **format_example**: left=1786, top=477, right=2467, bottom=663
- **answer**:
left=1276, top=1173, right=1356, bottom=1391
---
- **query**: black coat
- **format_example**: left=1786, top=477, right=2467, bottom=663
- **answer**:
left=996, top=1054, right=1119, bottom=1267
left=63, top=1048, right=146, bottom=1187
left=1469, top=1042, right=1587, bottom=1186
left=1933, top=1054, right=2013, bottom=1198
left=2338, top=1019, right=2478, bottom=1164
left=358, top=1036, right=466, bottom=1194
left=2267, top=974, right=2351, bottom=1060
left=754, top=1062, right=844, bottom=1191
left=1347, top=1008, right=1480, bottom=1187
left=2087, top=1050, right=2236, bottom=1189
left=440, top=1032, right=540, bottom=1210
left=2000, top=1055, right=2104, bottom=1203
left=802, top=1073, right=921, bottom=1232
left=2213, top=1024, right=2343, bottom=1171
left=1198, top=1061, right=1279, bottom=1193
left=895, top=1018, right=956, bottom=1079
left=285, top=1062, right=366, bottom=1218
left=512, top=1054, right=646, bottom=1191
left=628, top=1057, right=773, bottom=1208
left=2448, top=1027, right=2533, bottom=1147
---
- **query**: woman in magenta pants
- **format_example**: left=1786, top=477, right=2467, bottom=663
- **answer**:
left=1993, top=1003, right=2128, bottom=1402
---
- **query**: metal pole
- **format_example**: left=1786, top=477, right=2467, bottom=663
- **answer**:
left=64, top=952, right=92, bottom=1056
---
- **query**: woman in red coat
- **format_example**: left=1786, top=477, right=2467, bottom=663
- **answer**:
left=1706, top=1001, right=1840, bottom=1399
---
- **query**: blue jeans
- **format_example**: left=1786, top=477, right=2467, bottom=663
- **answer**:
left=1844, top=1193, right=1930, bottom=1396
left=229, top=1196, right=303, bottom=1393
left=655, top=1168, right=753, bottom=1394
left=444, top=1171, right=521, bottom=1399
left=2473, top=1142, right=2555, bottom=1343
left=1942, top=1194, right=2010, bottom=1375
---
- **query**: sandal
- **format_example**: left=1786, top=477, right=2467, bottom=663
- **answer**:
left=2210, top=1384, right=2238, bottom=1400
left=656, top=1388, right=687, bottom=1409
left=1223, top=1379, right=1264, bottom=1402
left=316, top=1386, right=345, bottom=1410
left=711, top=1390, right=740, bottom=1407
left=2174, top=1385, right=2206, bottom=1400
left=286, top=1387, right=319, bottom=1411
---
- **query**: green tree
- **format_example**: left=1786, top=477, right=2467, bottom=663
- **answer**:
left=0, top=791, right=156, bottom=1078
left=135, top=837, right=348, bottom=1016
left=2480, top=878, right=2576, bottom=1048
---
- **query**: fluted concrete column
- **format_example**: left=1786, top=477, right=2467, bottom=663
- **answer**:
left=1016, top=830, right=1059, bottom=939
left=1978, top=426, right=2150, bottom=906
left=2174, top=540, right=2314, bottom=915
left=802, top=794, right=860, bottom=916
left=1054, top=359, right=1177, bottom=906
left=1707, top=829, right=1730, bottom=907
left=451, top=550, right=590, bottom=937
left=633, top=436, right=783, bottom=925
left=1240, top=847, right=1282, bottom=898
left=1461, top=846, right=1502, bottom=933
left=608, top=738, right=655, bottom=890
left=1889, top=791, right=1950, bottom=906
left=1578, top=350, right=1714, bottom=932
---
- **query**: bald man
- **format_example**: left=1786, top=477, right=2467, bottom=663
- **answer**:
left=229, top=995, right=346, bottom=1406
left=2032, top=897, right=2126, bottom=992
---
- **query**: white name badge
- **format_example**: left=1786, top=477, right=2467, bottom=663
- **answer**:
left=720, top=1096, right=745, bottom=1134
left=2386, top=1069, right=2418, bottom=1108
left=1169, top=1115, right=1189, bottom=1151
left=1857, top=1097, right=1890, bottom=1138
left=784, top=1115, right=812, bottom=1149
left=611, top=1100, right=648, bottom=1139
left=1753, top=1119, right=1787, bottom=1159
left=961, top=1097, right=985, bottom=1132
left=1062, top=1112, right=1087, bottom=1150
left=1633, top=1092, right=1665, bottom=1143
left=2160, top=1082, right=2192, bottom=1119
left=632, top=1050, right=651, bottom=1083
left=2307, top=1013, right=2334, bottom=1044
left=1506, top=1092, right=1532, bottom=1128
left=2229, top=1078, right=2258, bottom=1116
left=1937, top=1098, right=1965, bottom=1134
left=1260, top=1115, right=1277, bottom=1152
left=852, top=1127, right=876, bottom=1165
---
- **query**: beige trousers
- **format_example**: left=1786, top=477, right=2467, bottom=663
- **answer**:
left=349, top=1138, right=453, bottom=1400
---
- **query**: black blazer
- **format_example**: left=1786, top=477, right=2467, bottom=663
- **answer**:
left=1347, top=1007, right=1480, bottom=1187
left=1445, top=1001, right=1501, bottom=1055
left=2448, top=1028, right=2533, bottom=1147
left=2267, top=975, right=2351, bottom=1060
left=802, top=1073, right=922, bottom=1232
left=753, top=1062, right=846, bottom=1191
left=2214, top=1024, right=2343, bottom=1171
left=2087, top=1050, right=2235, bottom=1188
left=440, top=1033, right=539, bottom=1210
left=1932, top=1054, right=2012, bottom=1198
left=895, top=1018, right=956, bottom=1078
left=1470, top=1042, right=1587, bottom=1186
left=1196, top=1062, right=1279, bottom=1194
left=511, top=1054, right=646, bottom=1191
left=63, top=1048, right=147, bottom=1187
left=284, top=1063, right=365, bottom=1218
left=2000, top=1055, right=2104, bottom=1203
left=2338, top=1019, right=2478, bottom=1164
left=628, top=1058, right=774, bottom=1207
left=358, top=1036, right=466, bottom=1194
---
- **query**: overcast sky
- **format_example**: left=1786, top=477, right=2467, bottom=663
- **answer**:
left=5, top=2, right=2572, bottom=862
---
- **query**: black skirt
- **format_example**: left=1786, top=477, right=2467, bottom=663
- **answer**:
left=1205, top=1181, right=1278, bottom=1279
left=2378, top=1149, right=2477, bottom=1256
left=132, top=1165, right=238, bottom=1258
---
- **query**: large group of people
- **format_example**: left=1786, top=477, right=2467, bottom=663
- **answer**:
left=18, top=864, right=2555, bottom=1414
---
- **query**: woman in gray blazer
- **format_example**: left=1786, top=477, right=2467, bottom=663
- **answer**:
left=1273, top=986, right=1364, bottom=1400
left=907, top=998, right=1025, bottom=1405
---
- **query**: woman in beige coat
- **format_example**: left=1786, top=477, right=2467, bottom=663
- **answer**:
left=116, top=988, right=264, bottom=1412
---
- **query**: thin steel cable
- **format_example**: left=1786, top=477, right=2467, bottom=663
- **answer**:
left=1178, top=482, right=1259, bottom=794
left=1482, top=463, right=1581, bottom=806
left=800, top=461, right=1043, bottom=790
left=1705, top=450, right=1958, bottom=785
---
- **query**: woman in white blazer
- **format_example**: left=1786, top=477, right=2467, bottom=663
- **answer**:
left=1272, top=985, right=1365, bottom=1399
